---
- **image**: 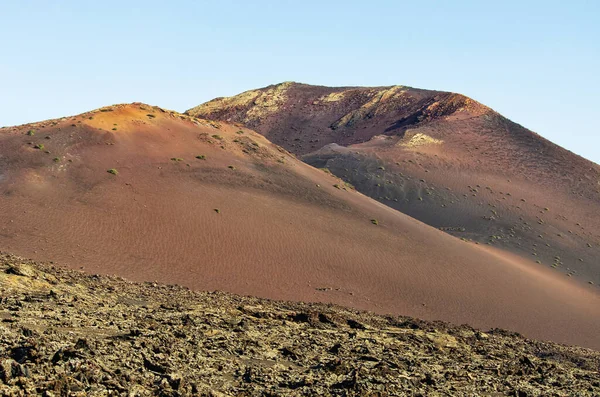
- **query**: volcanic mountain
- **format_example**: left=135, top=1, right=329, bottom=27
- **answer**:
left=1, top=102, right=599, bottom=349
left=187, top=82, right=600, bottom=288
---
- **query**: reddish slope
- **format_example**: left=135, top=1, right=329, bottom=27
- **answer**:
left=187, top=82, right=600, bottom=286
left=1, top=103, right=599, bottom=349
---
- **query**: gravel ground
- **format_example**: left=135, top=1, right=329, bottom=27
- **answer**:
left=1, top=253, right=599, bottom=396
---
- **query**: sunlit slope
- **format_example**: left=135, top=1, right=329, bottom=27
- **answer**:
left=0, top=102, right=599, bottom=348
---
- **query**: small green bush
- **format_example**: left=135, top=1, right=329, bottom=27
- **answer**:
left=171, top=158, right=184, bottom=162
left=27, top=130, right=35, bottom=136
left=107, top=168, right=118, bottom=175
left=371, top=219, right=379, bottom=225
left=34, top=143, right=44, bottom=150
left=195, top=155, right=206, bottom=160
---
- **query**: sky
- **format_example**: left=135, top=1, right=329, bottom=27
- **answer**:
left=1, top=1, right=599, bottom=163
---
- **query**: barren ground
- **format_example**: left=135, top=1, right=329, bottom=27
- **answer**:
left=1, top=103, right=599, bottom=350
left=1, top=254, right=599, bottom=396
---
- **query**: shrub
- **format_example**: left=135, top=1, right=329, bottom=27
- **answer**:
left=212, top=134, right=223, bottom=140
left=107, top=169, right=118, bottom=175
left=26, top=130, right=35, bottom=136
left=214, top=208, right=220, bottom=214
left=171, top=158, right=184, bottom=162
left=34, top=143, right=44, bottom=150
left=147, top=114, right=156, bottom=118
left=196, top=155, right=206, bottom=160
left=228, top=165, right=236, bottom=170
left=53, top=157, right=60, bottom=162
left=371, top=219, right=379, bottom=225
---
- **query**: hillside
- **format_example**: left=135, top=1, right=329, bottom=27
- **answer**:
left=1, top=103, right=599, bottom=349
left=1, top=254, right=599, bottom=396
left=187, top=82, right=600, bottom=286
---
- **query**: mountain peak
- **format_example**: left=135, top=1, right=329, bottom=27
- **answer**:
left=186, top=83, right=492, bottom=149
left=186, top=82, right=600, bottom=292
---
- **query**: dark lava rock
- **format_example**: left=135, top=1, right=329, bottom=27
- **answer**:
left=0, top=253, right=599, bottom=395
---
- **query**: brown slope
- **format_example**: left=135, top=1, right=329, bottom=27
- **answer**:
left=1, top=103, right=599, bottom=349
left=187, top=82, right=600, bottom=286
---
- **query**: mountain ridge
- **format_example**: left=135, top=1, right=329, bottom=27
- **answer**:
left=1, top=101, right=600, bottom=349
left=187, top=82, right=600, bottom=287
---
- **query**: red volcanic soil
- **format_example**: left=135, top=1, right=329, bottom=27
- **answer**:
left=187, top=82, right=600, bottom=288
left=1, top=103, right=600, bottom=349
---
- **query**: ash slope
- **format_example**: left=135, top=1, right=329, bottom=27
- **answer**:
left=1, top=255, right=600, bottom=396
left=1, top=103, right=600, bottom=349
left=187, top=82, right=600, bottom=286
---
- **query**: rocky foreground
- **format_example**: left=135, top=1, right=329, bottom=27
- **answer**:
left=0, top=254, right=599, bottom=396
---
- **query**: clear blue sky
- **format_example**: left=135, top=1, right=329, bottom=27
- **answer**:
left=1, top=1, right=598, bottom=163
